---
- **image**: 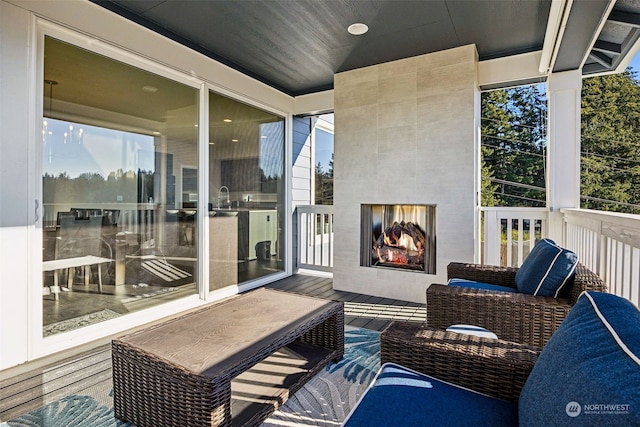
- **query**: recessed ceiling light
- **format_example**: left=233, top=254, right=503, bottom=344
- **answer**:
left=232, top=139, right=239, bottom=143
left=209, top=141, right=215, bottom=145
left=223, top=118, right=233, bottom=123
left=152, top=131, right=161, bottom=135
left=142, top=85, right=158, bottom=93
left=348, top=23, right=368, bottom=35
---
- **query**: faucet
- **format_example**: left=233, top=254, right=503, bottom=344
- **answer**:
left=218, top=186, right=230, bottom=209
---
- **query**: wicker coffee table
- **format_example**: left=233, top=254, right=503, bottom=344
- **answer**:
left=112, top=288, right=344, bottom=427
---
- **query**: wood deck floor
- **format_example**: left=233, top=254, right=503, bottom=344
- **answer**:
left=266, top=273, right=426, bottom=331
left=1, top=273, right=425, bottom=422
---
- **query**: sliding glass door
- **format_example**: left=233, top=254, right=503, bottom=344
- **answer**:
left=41, top=36, right=199, bottom=336
left=208, top=91, right=285, bottom=291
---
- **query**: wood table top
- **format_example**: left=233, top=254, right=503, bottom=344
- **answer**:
left=116, top=288, right=340, bottom=377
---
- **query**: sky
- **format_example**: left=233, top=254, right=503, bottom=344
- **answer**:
left=629, top=51, right=640, bottom=72
left=315, top=128, right=334, bottom=173
left=43, top=118, right=155, bottom=179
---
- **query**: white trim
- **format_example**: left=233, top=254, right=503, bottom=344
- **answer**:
left=540, top=0, right=573, bottom=74
left=539, top=0, right=572, bottom=73
left=36, top=294, right=207, bottom=356
left=584, top=292, right=640, bottom=367
left=37, top=19, right=201, bottom=90
left=478, top=51, right=545, bottom=89
left=285, top=112, right=294, bottom=275
left=198, top=83, right=209, bottom=301
left=27, top=9, right=41, bottom=365
left=294, top=90, right=334, bottom=116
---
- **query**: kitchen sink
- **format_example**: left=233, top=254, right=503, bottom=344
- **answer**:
left=212, top=210, right=238, bottom=217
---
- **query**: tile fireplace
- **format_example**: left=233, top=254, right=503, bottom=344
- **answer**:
left=360, top=204, right=436, bottom=274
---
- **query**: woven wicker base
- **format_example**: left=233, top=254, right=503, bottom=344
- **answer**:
left=112, top=288, right=344, bottom=427
left=380, top=322, right=540, bottom=401
left=232, top=341, right=335, bottom=426
left=427, top=262, right=608, bottom=347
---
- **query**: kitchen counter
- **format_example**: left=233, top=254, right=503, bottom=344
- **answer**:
left=209, top=215, right=238, bottom=291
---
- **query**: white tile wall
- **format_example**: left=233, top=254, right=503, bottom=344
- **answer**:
left=333, top=45, right=480, bottom=303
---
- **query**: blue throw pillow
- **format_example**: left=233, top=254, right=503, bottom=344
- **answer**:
left=448, top=278, right=516, bottom=293
left=515, top=238, right=578, bottom=297
left=519, top=291, right=640, bottom=426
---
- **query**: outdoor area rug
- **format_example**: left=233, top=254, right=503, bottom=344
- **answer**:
left=3, top=326, right=380, bottom=427
left=43, top=309, right=121, bottom=337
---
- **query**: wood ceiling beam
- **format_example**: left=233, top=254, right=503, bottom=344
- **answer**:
left=592, top=40, right=622, bottom=55
left=607, top=10, right=640, bottom=28
left=588, top=51, right=613, bottom=68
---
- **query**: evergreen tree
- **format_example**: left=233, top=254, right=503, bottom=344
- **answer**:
left=314, top=155, right=334, bottom=205
left=481, top=85, right=547, bottom=207
left=581, top=70, right=640, bottom=213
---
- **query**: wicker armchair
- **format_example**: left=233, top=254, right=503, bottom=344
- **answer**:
left=380, top=322, right=540, bottom=401
left=426, top=262, right=608, bottom=348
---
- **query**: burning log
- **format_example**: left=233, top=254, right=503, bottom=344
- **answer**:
left=375, top=246, right=422, bottom=265
left=372, top=221, right=426, bottom=267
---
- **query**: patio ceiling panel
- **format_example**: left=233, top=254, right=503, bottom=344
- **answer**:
left=93, top=0, right=553, bottom=96
left=553, top=0, right=614, bottom=73
left=578, top=0, right=640, bottom=75
left=446, top=0, right=550, bottom=59
left=91, top=0, right=640, bottom=95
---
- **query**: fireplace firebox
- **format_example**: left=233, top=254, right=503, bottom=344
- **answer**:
left=360, top=204, right=436, bottom=274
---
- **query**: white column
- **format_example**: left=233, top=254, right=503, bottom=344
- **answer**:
left=546, top=70, right=582, bottom=244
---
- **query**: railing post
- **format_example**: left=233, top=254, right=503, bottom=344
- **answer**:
left=484, top=209, right=500, bottom=265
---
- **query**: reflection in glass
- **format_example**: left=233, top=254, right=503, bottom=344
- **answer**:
left=208, top=91, right=285, bottom=291
left=42, top=36, right=199, bottom=336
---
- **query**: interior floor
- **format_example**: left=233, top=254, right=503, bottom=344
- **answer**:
left=43, top=256, right=285, bottom=335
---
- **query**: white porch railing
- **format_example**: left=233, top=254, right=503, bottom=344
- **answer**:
left=481, top=207, right=549, bottom=267
left=296, top=205, right=334, bottom=272
left=563, top=208, right=640, bottom=307
left=294, top=204, right=640, bottom=306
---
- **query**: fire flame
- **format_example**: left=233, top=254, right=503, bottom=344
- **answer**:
left=373, top=221, right=425, bottom=267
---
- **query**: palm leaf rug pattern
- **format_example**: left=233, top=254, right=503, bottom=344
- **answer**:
left=5, top=395, right=127, bottom=427
left=326, top=327, right=380, bottom=385
left=5, top=327, right=380, bottom=427
left=261, top=326, right=381, bottom=426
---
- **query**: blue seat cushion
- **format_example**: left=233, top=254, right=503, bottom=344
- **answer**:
left=515, top=238, right=578, bottom=297
left=448, top=278, right=516, bottom=293
left=343, top=363, right=517, bottom=427
left=519, top=291, right=640, bottom=426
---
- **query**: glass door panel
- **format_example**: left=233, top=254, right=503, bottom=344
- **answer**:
left=208, top=91, right=285, bottom=291
left=42, top=36, right=199, bottom=336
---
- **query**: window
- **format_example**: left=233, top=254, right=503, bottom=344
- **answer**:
left=313, top=114, right=334, bottom=205
left=42, top=36, right=199, bottom=336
